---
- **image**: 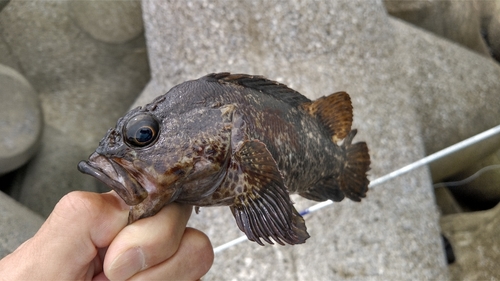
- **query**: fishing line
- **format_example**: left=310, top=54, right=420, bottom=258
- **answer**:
left=433, top=164, right=500, bottom=188
left=213, top=124, right=500, bottom=254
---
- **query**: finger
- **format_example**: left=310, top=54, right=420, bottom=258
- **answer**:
left=45, top=191, right=129, bottom=248
left=129, top=228, right=214, bottom=281
left=1, top=191, right=129, bottom=280
left=103, top=203, right=192, bottom=280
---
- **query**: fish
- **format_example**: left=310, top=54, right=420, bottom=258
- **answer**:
left=78, top=73, right=370, bottom=246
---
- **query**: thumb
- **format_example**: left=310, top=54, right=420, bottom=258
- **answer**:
left=52, top=191, right=129, bottom=243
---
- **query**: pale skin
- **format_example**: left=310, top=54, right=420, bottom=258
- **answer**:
left=0, top=191, right=214, bottom=280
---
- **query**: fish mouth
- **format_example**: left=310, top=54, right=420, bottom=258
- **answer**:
left=78, top=152, right=147, bottom=206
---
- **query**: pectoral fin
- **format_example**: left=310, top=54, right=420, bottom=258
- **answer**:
left=229, top=139, right=309, bottom=245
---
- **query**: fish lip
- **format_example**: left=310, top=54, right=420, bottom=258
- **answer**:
left=78, top=153, right=147, bottom=206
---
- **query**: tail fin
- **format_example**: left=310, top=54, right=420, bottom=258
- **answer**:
left=340, top=129, right=370, bottom=201
left=299, top=129, right=370, bottom=202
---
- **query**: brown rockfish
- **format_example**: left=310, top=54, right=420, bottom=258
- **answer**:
left=78, top=73, right=370, bottom=246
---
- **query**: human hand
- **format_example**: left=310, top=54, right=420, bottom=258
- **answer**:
left=0, top=191, right=214, bottom=280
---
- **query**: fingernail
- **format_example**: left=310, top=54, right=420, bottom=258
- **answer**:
left=109, top=247, right=145, bottom=280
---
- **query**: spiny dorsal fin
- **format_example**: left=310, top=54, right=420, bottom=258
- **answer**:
left=302, top=92, right=353, bottom=142
left=204, top=73, right=311, bottom=107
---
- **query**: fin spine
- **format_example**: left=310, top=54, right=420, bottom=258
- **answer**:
left=204, top=72, right=311, bottom=107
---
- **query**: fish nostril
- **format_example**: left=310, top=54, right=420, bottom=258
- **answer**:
left=107, top=129, right=121, bottom=147
left=95, top=128, right=128, bottom=156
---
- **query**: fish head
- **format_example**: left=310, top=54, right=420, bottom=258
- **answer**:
left=78, top=101, right=234, bottom=222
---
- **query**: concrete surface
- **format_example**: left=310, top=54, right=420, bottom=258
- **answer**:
left=138, top=1, right=455, bottom=279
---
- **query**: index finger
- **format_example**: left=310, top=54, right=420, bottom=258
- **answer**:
left=103, top=203, right=193, bottom=280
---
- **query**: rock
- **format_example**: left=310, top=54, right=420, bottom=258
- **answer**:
left=0, top=191, right=44, bottom=259
left=441, top=203, right=500, bottom=280
left=0, top=1, right=150, bottom=104
left=0, top=64, right=42, bottom=175
left=0, top=34, right=22, bottom=73
left=446, top=149, right=500, bottom=209
left=384, top=0, right=500, bottom=63
left=130, top=78, right=163, bottom=109
left=140, top=1, right=448, bottom=279
left=10, top=124, right=108, bottom=217
left=384, top=0, right=491, bottom=57
left=0, top=1, right=150, bottom=216
left=390, top=18, right=500, bottom=178
left=70, top=0, right=144, bottom=44
left=383, top=0, right=433, bottom=13
left=485, top=1, right=500, bottom=60
left=434, top=186, right=463, bottom=215
left=427, top=125, right=500, bottom=182
left=0, top=0, right=9, bottom=13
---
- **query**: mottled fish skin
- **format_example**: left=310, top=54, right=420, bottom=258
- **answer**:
left=78, top=73, right=370, bottom=246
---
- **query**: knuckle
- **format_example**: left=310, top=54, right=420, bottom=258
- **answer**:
left=53, top=191, right=101, bottom=222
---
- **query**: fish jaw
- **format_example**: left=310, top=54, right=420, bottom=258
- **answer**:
left=128, top=187, right=182, bottom=223
left=79, top=152, right=184, bottom=223
left=77, top=152, right=147, bottom=205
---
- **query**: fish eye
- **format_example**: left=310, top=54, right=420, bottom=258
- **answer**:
left=123, top=113, right=160, bottom=148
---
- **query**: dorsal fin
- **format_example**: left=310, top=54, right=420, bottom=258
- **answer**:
left=203, top=73, right=311, bottom=107
left=301, top=92, right=353, bottom=142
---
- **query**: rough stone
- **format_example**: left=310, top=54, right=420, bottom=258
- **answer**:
left=70, top=0, right=144, bottom=44
left=140, top=1, right=449, bottom=279
left=428, top=126, right=500, bottom=183
left=10, top=125, right=108, bottom=217
left=0, top=64, right=42, bottom=175
left=441, top=203, right=500, bottom=280
left=486, top=1, right=500, bottom=60
left=0, top=34, right=21, bottom=73
left=434, top=186, right=463, bottom=215
left=447, top=149, right=500, bottom=209
left=384, top=0, right=492, bottom=57
left=0, top=191, right=44, bottom=259
left=384, top=14, right=500, bottom=181
left=0, top=0, right=9, bottom=13
left=0, top=1, right=150, bottom=216
left=383, top=0, right=433, bottom=13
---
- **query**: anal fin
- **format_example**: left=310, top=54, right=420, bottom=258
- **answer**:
left=302, top=92, right=353, bottom=142
left=229, top=139, right=309, bottom=245
left=299, top=176, right=345, bottom=202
